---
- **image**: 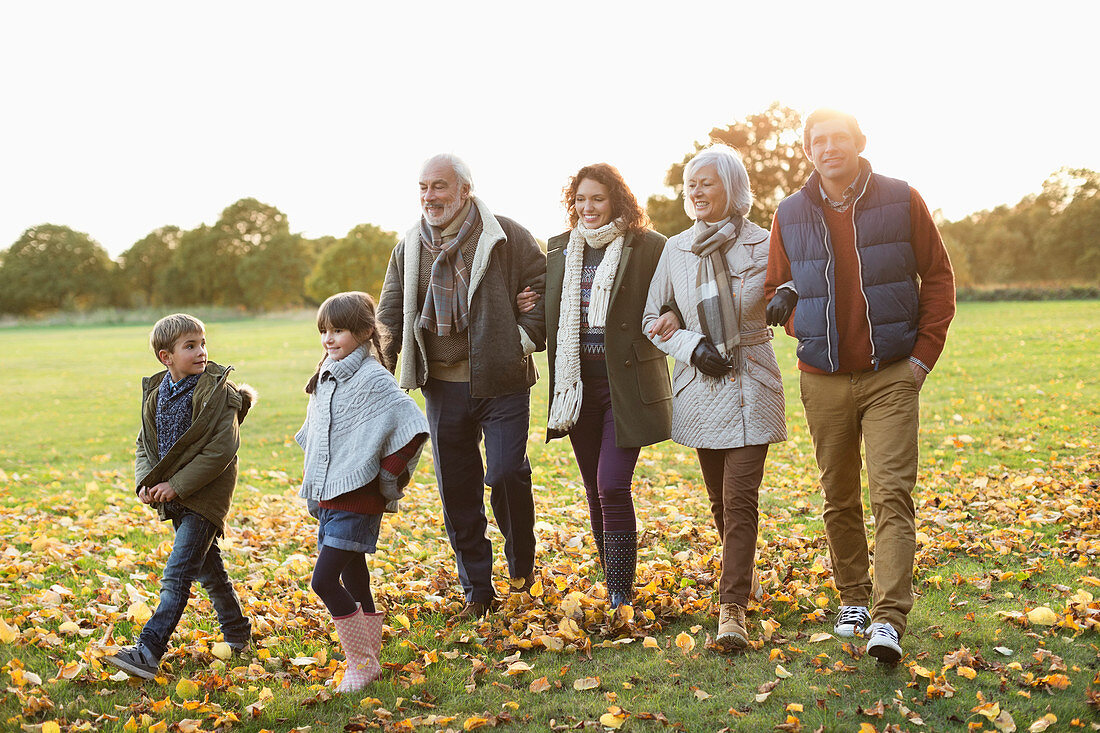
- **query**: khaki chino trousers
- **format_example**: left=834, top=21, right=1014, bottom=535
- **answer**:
left=799, top=359, right=920, bottom=636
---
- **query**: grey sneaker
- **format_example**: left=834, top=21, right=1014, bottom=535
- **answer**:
left=834, top=605, right=871, bottom=637
left=104, top=644, right=159, bottom=680
left=866, top=622, right=903, bottom=663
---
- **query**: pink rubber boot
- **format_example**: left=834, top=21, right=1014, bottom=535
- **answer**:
left=331, top=605, right=381, bottom=692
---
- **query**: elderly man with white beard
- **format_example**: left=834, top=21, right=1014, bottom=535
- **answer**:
left=377, top=154, right=546, bottom=620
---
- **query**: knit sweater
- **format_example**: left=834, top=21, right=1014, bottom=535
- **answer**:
left=296, top=345, right=429, bottom=508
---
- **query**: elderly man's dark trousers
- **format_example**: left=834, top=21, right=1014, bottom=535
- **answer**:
left=423, top=378, right=536, bottom=605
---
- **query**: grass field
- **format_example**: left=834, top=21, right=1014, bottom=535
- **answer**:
left=1, top=301, right=1098, bottom=732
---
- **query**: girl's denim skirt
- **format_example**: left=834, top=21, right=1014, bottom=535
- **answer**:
left=307, top=500, right=382, bottom=554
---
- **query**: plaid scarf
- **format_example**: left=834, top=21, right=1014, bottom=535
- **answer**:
left=690, top=216, right=744, bottom=358
left=155, top=372, right=200, bottom=459
left=418, top=202, right=480, bottom=336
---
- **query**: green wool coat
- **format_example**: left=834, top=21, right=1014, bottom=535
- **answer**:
left=134, top=362, right=255, bottom=534
left=544, top=228, right=672, bottom=448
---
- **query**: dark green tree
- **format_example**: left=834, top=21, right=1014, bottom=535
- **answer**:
left=646, top=102, right=813, bottom=235
left=237, top=233, right=312, bottom=310
left=305, top=224, right=398, bottom=303
left=940, top=168, right=1100, bottom=284
left=160, top=225, right=236, bottom=305
left=161, top=199, right=293, bottom=306
left=0, top=224, right=118, bottom=313
left=118, top=226, right=182, bottom=306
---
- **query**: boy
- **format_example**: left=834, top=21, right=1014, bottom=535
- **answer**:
left=105, top=314, right=257, bottom=679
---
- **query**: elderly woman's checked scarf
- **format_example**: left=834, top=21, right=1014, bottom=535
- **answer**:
left=690, top=216, right=744, bottom=358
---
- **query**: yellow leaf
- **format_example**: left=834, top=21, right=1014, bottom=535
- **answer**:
left=973, top=701, right=1000, bottom=721
left=992, top=710, right=1016, bottom=732
left=127, top=601, right=153, bottom=625
left=911, top=664, right=935, bottom=679
left=57, top=661, right=84, bottom=680
left=761, top=618, right=780, bottom=639
left=787, top=703, right=804, bottom=713
left=599, top=712, right=627, bottom=729
left=58, top=621, right=80, bottom=635
left=175, top=678, right=200, bottom=700
left=176, top=721, right=201, bottom=733
left=957, top=666, right=977, bottom=680
left=504, top=661, right=532, bottom=676
left=538, top=634, right=564, bottom=652
left=123, top=716, right=140, bottom=733
left=573, top=676, right=600, bottom=690
left=394, top=614, right=411, bottom=630
left=675, top=631, right=695, bottom=654
left=529, top=580, right=543, bottom=597
left=148, top=721, right=167, bottom=733
left=643, top=636, right=659, bottom=649
left=0, top=618, right=20, bottom=643
left=775, top=665, right=792, bottom=679
left=529, top=676, right=551, bottom=693
left=42, top=723, right=61, bottom=733
left=1026, top=606, right=1058, bottom=625
left=859, top=724, right=878, bottom=733
left=1029, top=713, right=1057, bottom=732
left=463, top=716, right=489, bottom=730
left=694, top=689, right=710, bottom=700
left=808, top=632, right=833, bottom=643
left=211, top=642, right=232, bottom=661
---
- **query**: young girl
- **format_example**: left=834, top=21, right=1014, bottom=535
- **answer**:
left=296, top=291, right=429, bottom=692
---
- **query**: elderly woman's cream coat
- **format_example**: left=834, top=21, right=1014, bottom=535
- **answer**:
left=642, top=219, right=787, bottom=450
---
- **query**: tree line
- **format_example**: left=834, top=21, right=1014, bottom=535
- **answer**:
left=2, top=103, right=1096, bottom=316
left=0, top=199, right=398, bottom=315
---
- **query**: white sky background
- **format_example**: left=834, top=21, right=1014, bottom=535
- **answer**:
left=1, top=1, right=1097, bottom=257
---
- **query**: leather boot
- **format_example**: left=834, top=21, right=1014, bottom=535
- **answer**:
left=717, top=602, right=748, bottom=650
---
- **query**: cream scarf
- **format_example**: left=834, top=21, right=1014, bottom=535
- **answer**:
left=547, top=219, right=626, bottom=431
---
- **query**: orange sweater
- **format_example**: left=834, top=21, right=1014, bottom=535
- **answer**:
left=765, top=187, right=955, bottom=374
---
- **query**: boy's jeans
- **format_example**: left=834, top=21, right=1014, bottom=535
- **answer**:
left=138, top=503, right=250, bottom=659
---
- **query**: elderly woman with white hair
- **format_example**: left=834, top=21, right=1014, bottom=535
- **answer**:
left=642, top=144, right=787, bottom=650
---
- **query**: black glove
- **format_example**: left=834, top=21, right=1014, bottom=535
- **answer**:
left=691, top=339, right=731, bottom=378
left=766, top=290, right=798, bottom=327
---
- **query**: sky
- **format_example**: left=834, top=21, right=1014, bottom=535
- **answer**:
left=2, top=1, right=1098, bottom=258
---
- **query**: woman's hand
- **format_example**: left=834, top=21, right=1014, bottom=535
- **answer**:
left=516, top=286, right=540, bottom=314
left=691, top=339, right=732, bottom=377
left=647, top=311, right=681, bottom=341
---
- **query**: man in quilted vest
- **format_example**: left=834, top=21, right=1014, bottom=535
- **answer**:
left=764, top=109, right=955, bottom=663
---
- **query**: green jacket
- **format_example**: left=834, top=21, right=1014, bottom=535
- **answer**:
left=545, top=228, right=672, bottom=448
left=135, top=362, right=256, bottom=533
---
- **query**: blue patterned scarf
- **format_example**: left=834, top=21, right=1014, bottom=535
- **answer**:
left=156, top=372, right=200, bottom=459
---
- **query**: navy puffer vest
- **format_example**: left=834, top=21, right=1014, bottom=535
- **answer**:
left=775, top=166, right=918, bottom=373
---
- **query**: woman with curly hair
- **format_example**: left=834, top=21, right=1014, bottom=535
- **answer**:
left=517, top=163, right=672, bottom=609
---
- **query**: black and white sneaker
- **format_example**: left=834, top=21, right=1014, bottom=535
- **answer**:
left=104, top=644, right=159, bottom=680
left=866, top=622, right=903, bottom=663
left=833, top=605, right=871, bottom=637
